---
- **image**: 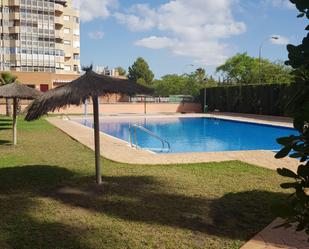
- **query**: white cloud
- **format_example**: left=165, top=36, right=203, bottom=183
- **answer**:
left=263, top=0, right=294, bottom=9
left=88, top=31, right=105, bottom=40
left=73, top=0, right=118, bottom=22
left=115, top=0, right=246, bottom=66
left=134, top=36, right=175, bottom=49
left=114, top=4, right=157, bottom=32
left=270, top=35, right=289, bottom=45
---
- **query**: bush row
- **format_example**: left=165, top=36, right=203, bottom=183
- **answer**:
left=200, top=83, right=302, bottom=116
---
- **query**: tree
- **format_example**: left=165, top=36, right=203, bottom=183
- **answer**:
left=153, top=73, right=209, bottom=97
left=216, top=53, right=294, bottom=84
left=194, top=68, right=206, bottom=83
left=193, top=68, right=218, bottom=87
left=128, top=57, right=154, bottom=85
left=275, top=0, right=309, bottom=238
left=0, top=72, right=17, bottom=116
left=116, top=66, right=126, bottom=76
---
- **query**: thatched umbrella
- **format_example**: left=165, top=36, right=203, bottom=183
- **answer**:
left=25, top=67, right=153, bottom=184
left=0, top=82, right=42, bottom=145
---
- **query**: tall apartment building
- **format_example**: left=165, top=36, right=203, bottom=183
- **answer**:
left=0, top=0, right=80, bottom=91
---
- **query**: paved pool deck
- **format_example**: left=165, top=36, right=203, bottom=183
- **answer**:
left=46, top=112, right=307, bottom=249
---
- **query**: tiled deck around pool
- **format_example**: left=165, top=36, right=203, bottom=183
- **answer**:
left=46, top=113, right=306, bottom=249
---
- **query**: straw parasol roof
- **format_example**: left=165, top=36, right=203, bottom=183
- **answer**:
left=25, top=67, right=153, bottom=185
left=0, top=82, right=42, bottom=145
left=0, top=82, right=42, bottom=99
left=25, top=68, right=153, bottom=121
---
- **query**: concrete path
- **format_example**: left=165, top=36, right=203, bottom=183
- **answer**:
left=241, top=218, right=308, bottom=249
left=46, top=113, right=307, bottom=249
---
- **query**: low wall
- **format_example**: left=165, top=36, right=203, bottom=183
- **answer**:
left=0, top=103, right=202, bottom=115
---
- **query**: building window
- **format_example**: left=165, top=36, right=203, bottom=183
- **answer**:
left=73, top=29, right=79, bottom=36
left=64, top=65, right=71, bottom=71
left=73, top=41, right=80, bottom=48
left=63, top=15, right=70, bottom=21
left=64, top=28, right=70, bottom=34
left=73, top=54, right=80, bottom=60
left=64, top=40, right=71, bottom=45
left=73, top=16, right=79, bottom=23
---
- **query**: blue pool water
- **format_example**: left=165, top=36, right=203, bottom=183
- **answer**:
left=77, top=117, right=298, bottom=154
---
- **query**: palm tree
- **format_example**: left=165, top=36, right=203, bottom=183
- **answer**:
left=0, top=72, right=17, bottom=116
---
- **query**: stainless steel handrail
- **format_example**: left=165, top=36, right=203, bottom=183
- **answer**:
left=129, top=124, right=171, bottom=152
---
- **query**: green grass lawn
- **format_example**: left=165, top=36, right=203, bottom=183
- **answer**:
left=0, top=115, right=289, bottom=249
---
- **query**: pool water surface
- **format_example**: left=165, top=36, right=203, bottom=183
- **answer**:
left=77, top=117, right=297, bottom=154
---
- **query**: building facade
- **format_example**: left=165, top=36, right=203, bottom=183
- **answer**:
left=0, top=0, right=80, bottom=74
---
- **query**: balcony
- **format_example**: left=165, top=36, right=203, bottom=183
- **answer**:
left=9, top=12, right=20, bottom=20
left=9, top=26, right=20, bottom=33
left=55, top=4, right=64, bottom=14
left=9, top=54, right=19, bottom=61
left=73, top=48, right=80, bottom=54
left=55, top=30, right=64, bottom=39
left=55, top=17, right=64, bottom=26
left=9, top=40, right=20, bottom=47
left=55, top=57, right=65, bottom=63
left=55, top=43, right=64, bottom=50
left=64, top=52, right=72, bottom=58
left=8, top=0, right=19, bottom=6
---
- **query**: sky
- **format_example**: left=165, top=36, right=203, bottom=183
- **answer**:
left=74, top=0, right=308, bottom=79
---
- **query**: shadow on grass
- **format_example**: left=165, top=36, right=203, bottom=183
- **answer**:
left=0, top=119, right=12, bottom=126
left=0, top=140, right=11, bottom=145
left=0, top=196, right=96, bottom=249
left=0, top=165, right=289, bottom=247
left=0, top=165, right=98, bottom=249
left=0, top=121, right=11, bottom=131
left=50, top=175, right=288, bottom=241
left=0, top=165, right=74, bottom=193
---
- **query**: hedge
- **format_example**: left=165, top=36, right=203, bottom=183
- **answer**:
left=200, top=83, right=302, bottom=116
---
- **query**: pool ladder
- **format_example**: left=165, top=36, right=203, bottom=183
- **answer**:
left=129, top=124, right=171, bottom=153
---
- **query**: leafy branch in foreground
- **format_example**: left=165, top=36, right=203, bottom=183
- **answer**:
left=275, top=0, right=309, bottom=238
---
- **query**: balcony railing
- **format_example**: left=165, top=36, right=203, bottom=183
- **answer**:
left=9, top=12, right=20, bottom=20
left=55, top=4, right=64, bottom=13
left=55, top=17, right=64, bottom=26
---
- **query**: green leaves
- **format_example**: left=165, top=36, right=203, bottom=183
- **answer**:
left=216, top=53, right=293, bottom=84
left=0, top=72, right=18, bottom=86
left=280, top=182, right=299, bottom=189
left=152, top=74, right=204, bottom=97
left=275, top=147, right=292, bottom=159
left=128, top=57, right=155, bottom=86
left=277, top=136, right=298, bottom=146
left=297, top=13, right=305, bottom=18
left=297, top=165, right=309, bottom=178
left=277, top=168, right=299, bottom=179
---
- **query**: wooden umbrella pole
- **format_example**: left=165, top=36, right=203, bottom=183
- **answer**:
left=92, top=96, right=102, bottom=185
left=13, top=97, right=17, bottom=145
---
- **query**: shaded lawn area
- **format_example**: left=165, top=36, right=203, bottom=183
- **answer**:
left=0, top=115, right=289, bottom=249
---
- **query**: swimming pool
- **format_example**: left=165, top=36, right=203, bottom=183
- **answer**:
left=77, top=117, right=297, bottom=154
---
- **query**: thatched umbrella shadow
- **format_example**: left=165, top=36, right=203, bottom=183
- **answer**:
left=0, top=83, right=42, bottom=145
left=25, top=67, right=153, bottom=184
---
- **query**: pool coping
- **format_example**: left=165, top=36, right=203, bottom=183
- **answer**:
left=73, top=113, right=295, bottom=154
left=46, top=113, right=304, bottom=249
left=47, top=113, right=297, bottom=170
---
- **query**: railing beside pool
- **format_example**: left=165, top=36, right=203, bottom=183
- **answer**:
left=129, top=124, right=171, bottom=153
